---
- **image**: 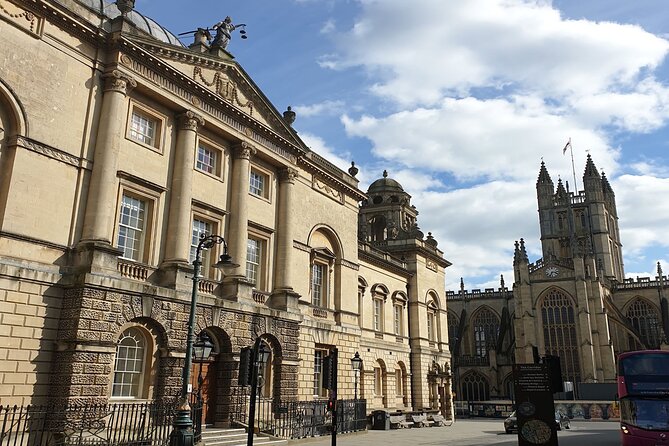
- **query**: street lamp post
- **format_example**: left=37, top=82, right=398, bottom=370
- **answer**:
left=350, top=352, right=362, bottom=400
left=170, top=234, right=238, bottom=446
left=192, top=331, right=214, bottom=442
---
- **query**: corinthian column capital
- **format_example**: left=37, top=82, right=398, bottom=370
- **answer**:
left=102, top=70, right=137, bottom=95
left=233, top=141, right=257, bottom=160
left=177, top=110, right=205, bottom=131
left=278, top=167, right=298, bottom=184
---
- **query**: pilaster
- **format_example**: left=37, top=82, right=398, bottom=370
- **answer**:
left=80, top=70, right=136, bottom=245
left=274, top=167, right=297, bottom=290
left=163, top=110, right=204, bottom=266
left=227, top=142, right=255, bottom=278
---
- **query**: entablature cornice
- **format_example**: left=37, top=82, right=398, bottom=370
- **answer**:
left=110, top=38, right=307, bottom=165
left=358, top=243, right=411, bottom=279
left=13, top=0, right=106, bottom=45
left=298, top=157, right=367, bottom=203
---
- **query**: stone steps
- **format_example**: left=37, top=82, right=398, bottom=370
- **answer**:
left=200, top=427, right=288, bottom=446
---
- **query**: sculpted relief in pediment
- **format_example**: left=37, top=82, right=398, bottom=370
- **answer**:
left=192, top=66, right=255, bottom=116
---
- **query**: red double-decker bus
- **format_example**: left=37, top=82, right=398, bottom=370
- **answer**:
left=618, top=350, right=669, bottom=445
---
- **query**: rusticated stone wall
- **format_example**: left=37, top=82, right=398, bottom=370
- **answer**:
left=50, top=285, right=301, bottom=417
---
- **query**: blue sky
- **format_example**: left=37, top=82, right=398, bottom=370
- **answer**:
left=136, top=0, right=669, bottom=291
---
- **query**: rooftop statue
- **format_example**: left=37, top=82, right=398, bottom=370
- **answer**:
left=211, top=16, right=247, bottom=49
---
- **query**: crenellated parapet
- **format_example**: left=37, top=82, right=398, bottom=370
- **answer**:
left=612, top=275, right=669, bottom=291
left=445, top=287, right=511, bottom=301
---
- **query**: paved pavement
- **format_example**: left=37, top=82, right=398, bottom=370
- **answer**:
left=289, top=419, right=620, bottom=446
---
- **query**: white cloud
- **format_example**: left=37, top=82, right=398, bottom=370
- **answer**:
left=330, top=0, right=669, bottom=153
left=320, top=19, right=336, bottom=34
left=293, top=100, right=345, bottom=117
left=327, top=0, right=669, bottom=105
left=613, top=174, right=669, bottom=257
left=342, top=96, right=617, bottom=182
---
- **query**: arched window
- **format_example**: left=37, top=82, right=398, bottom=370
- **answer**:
left=626, top=298, right=663, bottom=350
left=112, top=327, right=148, bottom=398
left=503, top=374, right=514, bottom=400
left=472, top=307, right=499, bottom=357
left=447, top=311, right=459, bottom=352
left=427, top=300, right=438, bottom=343
left=461, top=372, right=490, bottom=401
left=370, top=215, right=387, bottom=242
left=541, top=289, right=581, bottom=384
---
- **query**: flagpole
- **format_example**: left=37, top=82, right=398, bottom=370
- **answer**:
left=570, top=143, right=578, bottom=192
left=563, top=138, right=578, bottom=192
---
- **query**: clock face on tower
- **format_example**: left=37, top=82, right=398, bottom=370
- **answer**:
left=545, top=266, right=559, bottom=278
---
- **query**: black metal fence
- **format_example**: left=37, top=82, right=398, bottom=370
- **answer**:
left=0, top=401, right=198, bottom=446
left=230, top=389, right=367, bottom=439
left=1, top=394, right=365, bottom=446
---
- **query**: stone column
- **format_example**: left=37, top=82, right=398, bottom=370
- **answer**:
left=81, top=70, right=136, bottom=244
left=163, top=111, right=204, bottom=265
left=227, top=142, right=255, bottom=277
left=274, top=167, right=297, bottom=290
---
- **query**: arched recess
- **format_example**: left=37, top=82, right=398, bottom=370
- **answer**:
left=538, top=288, right=581, bottom=384
left=0, top=78, right=28, bottom=226
left=111, top=317, right=166, bottom=401
left=395, top=361, right=409, bottom=407
left=460, top=371, right=490, bottom=401
left=0, top=78, right=28, bottom=137
left=426, top=291, right=441, bottom=343
left=369, top=215, right=387, bottom=242
left=625, top=297, right=663, bottom=350
left=470, top=306, right=500, bottom=357
left=194, top=326, right=234, bottom=424
left=357, top=276, right=368, bottom=328
left=374, top=358, right=388, bottom=407
left=258, top=333, right=284, bottom=402
left=308, top=225, right=344, bottom=311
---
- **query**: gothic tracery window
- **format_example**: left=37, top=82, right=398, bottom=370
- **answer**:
left=626, top=298, right=663, bottom=350
left=541, top=289, right=581, bottom=384
left=461, top=371, right=490, bottom=401
left=472, top=307, right=499, bottom=357
left=447, top=311, right=459, bottom=352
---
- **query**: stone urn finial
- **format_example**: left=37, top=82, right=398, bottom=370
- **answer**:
left=283, top=106, right=296, bottom=126
left=348, top=161, right=359, bottom=177
left=117, top=0, right=135, bottom=16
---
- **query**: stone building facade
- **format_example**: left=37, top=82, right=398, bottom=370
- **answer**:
left=448, top=157, right=669, bottom=401
left=0, top=0, right=453, bottom=421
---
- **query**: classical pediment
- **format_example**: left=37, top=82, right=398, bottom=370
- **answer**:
left=121, top=35, right=305, bottom=151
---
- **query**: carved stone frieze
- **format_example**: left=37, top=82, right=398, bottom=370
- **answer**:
left=0, top=0, right=43, bottom=36
left=13, top=135, right=80, bottom=167
left=313, top=178, right=344, bottom=204
left=193, top=66, right=254, bottom=116
left=102, top=70, right=137, bottom=95
left=119, top=43, right=303, bottom=163
left=426, top=260, right=438, bottom=272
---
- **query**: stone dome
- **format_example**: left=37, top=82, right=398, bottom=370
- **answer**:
left=368, top=170, right=404, bottom=194
left=60, top=0, right=185, bottom=47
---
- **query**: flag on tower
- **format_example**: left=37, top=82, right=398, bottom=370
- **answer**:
left=563, top=138, right=572, bottom=155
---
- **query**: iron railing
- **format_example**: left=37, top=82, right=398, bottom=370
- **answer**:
left=229, top=391, right=367, bottom=439
left=0, top=401, right=205, bottom=446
